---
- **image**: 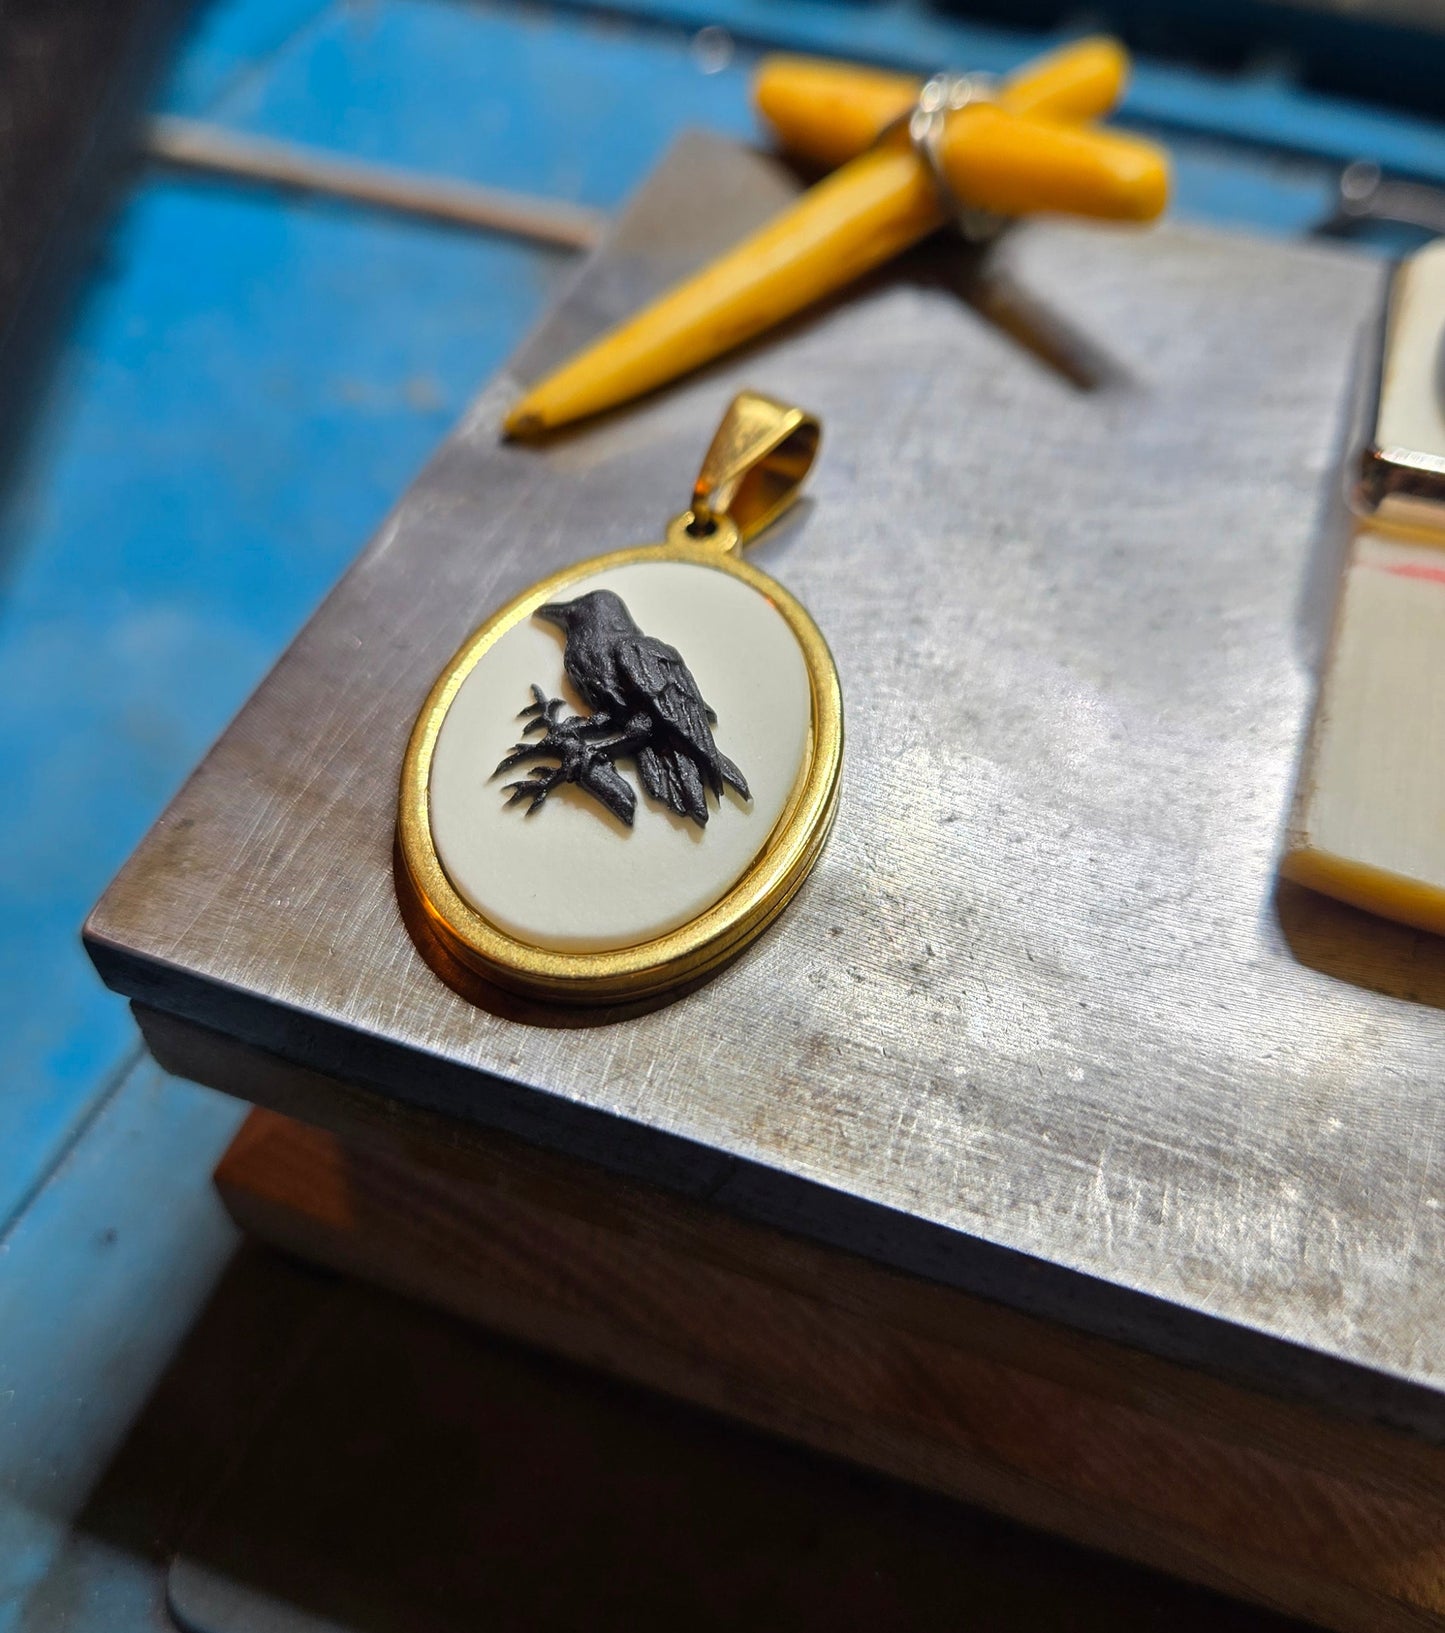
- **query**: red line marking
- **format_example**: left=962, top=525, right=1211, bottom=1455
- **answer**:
left=1367, top=560, right=1445, bottom=586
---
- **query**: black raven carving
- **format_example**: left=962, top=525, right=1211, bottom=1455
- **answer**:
left=494, top=589, right=750, bottom=828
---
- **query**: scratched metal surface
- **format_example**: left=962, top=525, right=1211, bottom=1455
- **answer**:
left=87, top=131, right=1445, bottom=1434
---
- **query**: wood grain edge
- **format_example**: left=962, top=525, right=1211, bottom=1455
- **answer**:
left=213, top=1106, right=1445, bottom=1632
left=155, top=1006, right=1445, bottom=1633
left=137, top=1005, right=1445, bottom=1506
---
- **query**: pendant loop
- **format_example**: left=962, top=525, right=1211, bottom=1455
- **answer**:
left=678, top=390, right=821, bottom=551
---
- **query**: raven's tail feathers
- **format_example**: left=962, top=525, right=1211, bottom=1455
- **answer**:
left=636, top=745, right=708, bottom=826
left=636, top=744, right=749, bottom=827
left=676, top=755, right=707, bottom=825
left=636, top=746, right=704, bottom=826
left=716, top=751, right=750, bottom=804
left=634, top=744, right=671, bottom=809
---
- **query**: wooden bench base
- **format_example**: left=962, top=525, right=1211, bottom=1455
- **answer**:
left=213, top=1094, right=1445, bottom=1633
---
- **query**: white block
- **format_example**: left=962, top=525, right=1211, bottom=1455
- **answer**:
left=1284, top=531, right=1445, bottom=931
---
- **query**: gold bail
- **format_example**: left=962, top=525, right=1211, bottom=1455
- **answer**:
left=682, top=391, right=821, bottom=550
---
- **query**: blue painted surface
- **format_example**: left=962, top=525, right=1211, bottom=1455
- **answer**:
left=186, top=0, right=759, bottom=208
left=0, top=1060, right=245, bottom=1632
left=2, top=0, right=1444, bottom=1623
left=162, top=0, right=335, bottom=115
left=0, top=164, right=569, bottom=1233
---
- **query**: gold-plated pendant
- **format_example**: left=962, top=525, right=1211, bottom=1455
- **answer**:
left=397, top=391, right=843, bottom=1005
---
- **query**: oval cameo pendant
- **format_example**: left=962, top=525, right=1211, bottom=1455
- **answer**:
left=398, top=392, right=842, bottom=1005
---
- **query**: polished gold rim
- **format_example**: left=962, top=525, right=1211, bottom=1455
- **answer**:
left=397, top=534, right=843, bottom=1004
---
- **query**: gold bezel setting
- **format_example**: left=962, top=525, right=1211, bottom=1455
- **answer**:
left=397, top=534, right=842, bottom=1005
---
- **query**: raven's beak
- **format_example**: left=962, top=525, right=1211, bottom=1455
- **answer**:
left=534, top=601, right=569, bottom=627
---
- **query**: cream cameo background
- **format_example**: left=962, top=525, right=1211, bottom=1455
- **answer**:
left=427, top=559, right=812, bottom=952
left=1377, top=238, right=1445, bottom=464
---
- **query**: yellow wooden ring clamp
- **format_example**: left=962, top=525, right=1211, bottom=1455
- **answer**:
left=504, top=38, right=1169, bottom=438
